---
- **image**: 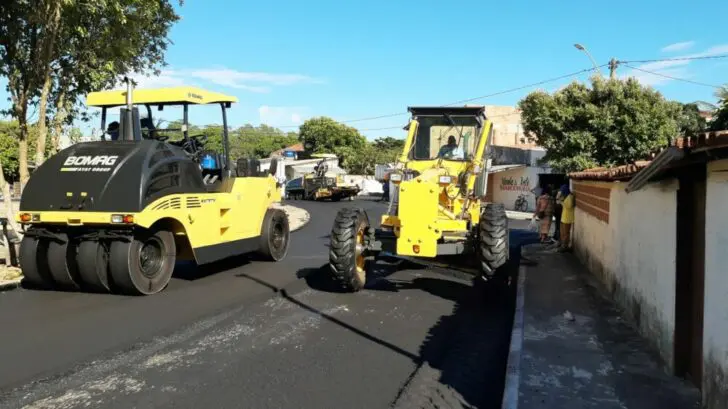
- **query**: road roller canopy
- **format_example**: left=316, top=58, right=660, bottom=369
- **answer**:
left=86, top=86, right=238, bottom=108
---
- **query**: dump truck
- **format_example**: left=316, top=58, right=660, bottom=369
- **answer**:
left=326, top=106, right=509, bottom=291
left=16, top=79, right=290, bottom=295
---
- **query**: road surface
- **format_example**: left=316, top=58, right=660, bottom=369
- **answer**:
left=0, top=199, right=516, bottom=409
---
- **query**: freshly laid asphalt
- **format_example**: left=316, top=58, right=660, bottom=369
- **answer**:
left=0, top=198, right=520, bottom=409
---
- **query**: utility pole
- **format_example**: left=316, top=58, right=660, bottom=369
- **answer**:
left=609, top=58, right=619, bottom=79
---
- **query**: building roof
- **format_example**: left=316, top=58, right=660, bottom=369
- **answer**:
left=489, top=164, right=527, bottom=173
left=567, top=130, right=728, bottom=186
left=86, top=86, right=238, bottom=107
left=270, top=142, right=305, bottom=157
left=568, top=161, right=652, bottom=181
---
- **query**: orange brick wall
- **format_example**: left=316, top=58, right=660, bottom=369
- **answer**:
left=572, top=181, right=611, bottom=223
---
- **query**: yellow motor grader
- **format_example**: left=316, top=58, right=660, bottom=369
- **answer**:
left=327, top=106, right=509, bottom=291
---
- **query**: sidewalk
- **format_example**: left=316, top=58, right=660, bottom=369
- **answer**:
left=511, top=244, right=700, bottom=409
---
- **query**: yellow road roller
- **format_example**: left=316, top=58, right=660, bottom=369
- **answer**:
left=16, top=79, right=290, bottom=295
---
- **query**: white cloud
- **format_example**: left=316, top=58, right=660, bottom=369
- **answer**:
left=187, top=68, right=323, bottom=93
left=123, top=70, right=193, bottom=89
left=661, top=41, right=695, bottom=53
left=117, top=67, right=323, bottom=94
left=259, top=105, right=310, bottom=126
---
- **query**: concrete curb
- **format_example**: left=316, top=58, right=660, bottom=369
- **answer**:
left=506, top=210, right=533, bottom=220
left=0, top=277, right=22, bottom=292
left=276, top=205, right=310, bottom=232
left=501, top=263, right=526, bottom=409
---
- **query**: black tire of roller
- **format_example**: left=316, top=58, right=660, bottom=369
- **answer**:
left=478, top=203, right=509, bottom=280
left=257, top=208, right=290, bottom=261
left=76, top=240, right=111, bottom=293
left=19, top=235, right=54, bottom=289
left=329, top=207, right=369, bottom=292
left=109, top=228, right=176, bottom=296
left=46, top=233, right=83, bottom=290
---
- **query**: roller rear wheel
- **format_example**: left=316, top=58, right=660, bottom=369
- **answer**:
left=19, top=235, right=54, bottom=289
left=46, top=233, right=83, bottom=290
left=109, top=228, right=176, bottom=295
left=76, top=240, right=111, bottom=292
left=257, top=208, right=290, bottom=261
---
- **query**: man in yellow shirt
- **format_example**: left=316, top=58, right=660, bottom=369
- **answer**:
left=559, top=184, right=575, bottom=252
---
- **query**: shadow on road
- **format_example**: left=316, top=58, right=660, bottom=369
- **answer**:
left=173, top=255, right=251, bottom=281
left=233, top=227, right=533, bottom=408
left=389, top=247, right=520, bottom=408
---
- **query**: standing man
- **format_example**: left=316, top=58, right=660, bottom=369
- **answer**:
left=558, top=184, right=575, bottom=252
left=552, top=184, right=563, bottom=243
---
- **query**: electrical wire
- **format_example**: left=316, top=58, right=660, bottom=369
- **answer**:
left=619, top=54, right=728, bottom=64
left=270, top=64, right=607, bottom=129
left=621, top=63, right=723, bottom=89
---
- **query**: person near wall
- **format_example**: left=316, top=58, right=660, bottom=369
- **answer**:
left=552, top=184, right=563, bottom=242
left=559, top=184, right=575, bottom=252
left=535, top=185, right=555, bottom=243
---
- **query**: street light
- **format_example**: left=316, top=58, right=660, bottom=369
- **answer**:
left=574, top=43, right=603, bottom=77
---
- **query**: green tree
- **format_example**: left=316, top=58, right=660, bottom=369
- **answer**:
left=710, top=99, right=728, bottom=131
left=677, top=102, right=707, bottom=137
left=518, top=77, right=682, bottom=173
left=298, top=117, right=366, bottom=170
left=0, top=0, right=182, bottom=185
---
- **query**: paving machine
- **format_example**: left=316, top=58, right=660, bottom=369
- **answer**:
left=16, top=79, right=290, bottom=295
left=328, top=106, right=509, bottom=291
left=287, top=154, right=360, bottom=201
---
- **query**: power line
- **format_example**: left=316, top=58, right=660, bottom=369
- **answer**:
left=619, top=54, right=728, bottom=65
left=621, top=63, right=723, bottom=89
left=270, top=64, right=607, bottom=129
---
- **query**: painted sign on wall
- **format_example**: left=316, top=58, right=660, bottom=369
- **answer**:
left=500, top=176, right=531, bottom=192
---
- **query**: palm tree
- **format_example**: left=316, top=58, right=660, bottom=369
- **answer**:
left=715, top=85, right=728, bottom=102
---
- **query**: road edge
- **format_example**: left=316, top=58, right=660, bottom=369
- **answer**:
left=285, top=205, right=310, bottom=232
left=0, top=278, right=21, bottom=292
left=501, top=263, right=526, bottom=409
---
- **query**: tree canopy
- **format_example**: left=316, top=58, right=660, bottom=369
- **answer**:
left=297, top=117, right=406, bottom=174
left=518, top=77, right=698, bottom=172
left=0, top=0, right=182, bottom=186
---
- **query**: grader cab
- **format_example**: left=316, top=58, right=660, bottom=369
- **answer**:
left=327, top=106, right=509, bottom=292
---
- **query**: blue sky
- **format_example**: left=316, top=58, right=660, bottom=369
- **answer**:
left=3, top=0, right=728, bottom=140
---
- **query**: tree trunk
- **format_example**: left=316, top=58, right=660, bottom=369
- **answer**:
left=34, top=1, right=63, bottom=167
left=50, top=91, right=67, bottom=154
left=18, top=119, right=30, bottom=190
left=35, top=73, right=52, bottom=166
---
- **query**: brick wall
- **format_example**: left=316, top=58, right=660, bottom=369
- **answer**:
left=572, top=181, right=610, bottom=223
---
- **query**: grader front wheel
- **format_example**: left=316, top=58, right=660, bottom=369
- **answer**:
left=329, top=208, right=370, bottom=292
left=479, top=203, right=509, bottom=280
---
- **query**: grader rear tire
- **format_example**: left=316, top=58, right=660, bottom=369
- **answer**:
left=109, top=229, right=176, bottom=295
left=329, top=208, right=370, bottom=292
left=19, top=235, right=54, bottom=289
left=479, top=203, right=509, bottom=280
